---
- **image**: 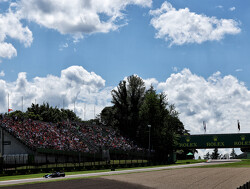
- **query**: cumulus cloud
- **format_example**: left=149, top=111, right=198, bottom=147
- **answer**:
left=0, top=0, right=151, bottom=60
left=17, top=0, right=152, bottom=39
left=150, top=1, right=241, bottom=46
left=143, top=77, right=159, bottom=89
left=0, top=65, right=112, bottom=120
left=0, top=9, right=33, bottom=59
left=157, top=69, right=250, bottom=158
left=0, top=80, right=7, bottom=110
left=1, top=66, right=248, bottom=157
left=157, top=69, right=250, bottom=134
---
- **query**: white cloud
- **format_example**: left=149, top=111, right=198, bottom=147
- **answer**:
left=0, top=70, right=5, bottom=77
left=0, top=65, right=112, bottom=120
left=0, top=80, right=7, bottom=109
left=4, top=67, right=250, bottom=129
left=157, top=69, right=250, bottom=134
left=17, top=0, right=152, bottom=39
left=235, top=69, right=243, bottom=72
left=1, top=67, right=248, bottom=156
left=0, top=42, right=17, bottom=59
left=0, top=0, right=152, bottom=60
left=216, top=5, right=223, bottom=9
left=59, top=42, right=68, bottom=51
left=150, top=1, right=241, bottom=46
left=0, top=9, right=33, bottom=59
left=143, top=78, right=159, bottom=89
left=229, top=7, right=236, bottom=11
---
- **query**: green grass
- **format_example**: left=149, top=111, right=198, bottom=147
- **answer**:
left=0, top=169, right=110, bottom=181
left=195, top=159, right=250, bottom=168
left=175, top=159, right=206, bottom=164
left=0, top=160, right=204, bottom=181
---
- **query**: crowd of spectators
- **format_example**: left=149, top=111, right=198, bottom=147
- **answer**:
left=77, top=124, right=142, bottom=152
left=0, top=115, right=142, bottom=153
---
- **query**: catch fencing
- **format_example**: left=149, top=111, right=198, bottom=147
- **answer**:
left=0, top=150, right=155, bottom=176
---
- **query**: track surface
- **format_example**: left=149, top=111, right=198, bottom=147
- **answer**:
left=1, top=160, right=249, bottom=189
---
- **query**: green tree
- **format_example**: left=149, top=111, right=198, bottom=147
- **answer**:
left=204, top=152, right=211, bottom=159
left=101, top=75, right=186, bottom=159
left=9, top=110, right=26, bottom=119
left=138, top=86, right=185, bottom=158
left=100, top=106, right=118, bottom=127
left=26, top=103, right=80, bottom=123
left=230, top=148, right=237, bottom=159
left=111, top=75, right=145, bottom=139
left=211, top=148, right=220, bottom=159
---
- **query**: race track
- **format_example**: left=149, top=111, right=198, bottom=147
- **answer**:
left=1, top=160, right=249, bottom=189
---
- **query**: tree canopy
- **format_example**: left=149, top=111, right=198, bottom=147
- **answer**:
left=101, top=75, right=187, bottom=158
left=111, top=75, right=145, bottom=139
left=8, top=103, right=81, bottom=123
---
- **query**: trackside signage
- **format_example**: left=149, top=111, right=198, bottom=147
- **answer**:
left=177, top=133, right=250, bottom=149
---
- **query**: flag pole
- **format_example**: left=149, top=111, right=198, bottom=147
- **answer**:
left=7, top=93, right=9, bottom=115
left=22, top=96, right=23, bottom=112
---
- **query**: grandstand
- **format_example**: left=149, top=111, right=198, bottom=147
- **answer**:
left=0, top=116, right=143, bottom=165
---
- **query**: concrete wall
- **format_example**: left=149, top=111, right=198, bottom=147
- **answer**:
left=1, top=128, right=33, bottom=156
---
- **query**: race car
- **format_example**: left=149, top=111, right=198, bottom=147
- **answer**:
left=44, top=172, right=65, bottom=178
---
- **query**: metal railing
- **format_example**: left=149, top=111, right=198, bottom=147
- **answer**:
left=0, top=150, right=153, bottom=176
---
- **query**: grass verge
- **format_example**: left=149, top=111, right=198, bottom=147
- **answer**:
left=0, top=159, right=204, bottom=182
left=195, top=159, right=250, bottom=168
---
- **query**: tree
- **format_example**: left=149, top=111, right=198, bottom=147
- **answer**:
left=211, top=148, right=220, bottom=159
left=230, top=148, right=237, bottom=159
left=100, top=106, right=118, bottom=127
left=111, top=75, right=145, bottom=139
left=9, top=110, right=26, bottom=119
left=24, top=103, right=81, bottom=123
left=138, top=86, right=185, bottom=158
left=204, top=152, right=211, bottom=159
left=101, top=76, right=186, bottom=159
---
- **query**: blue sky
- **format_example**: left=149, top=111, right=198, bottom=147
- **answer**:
left=1, top=0, right=249, bottom=87
left=0, top=0, right=250, bottom=143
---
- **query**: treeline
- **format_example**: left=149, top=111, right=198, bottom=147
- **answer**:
left=7, top=103, right=81, bottom=123
left=204, top=148, right=238, bottom=159
left=100, top=75, right=188, bottom=159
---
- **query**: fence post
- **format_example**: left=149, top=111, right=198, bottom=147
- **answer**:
left=78, top=152, right=80, bottom=168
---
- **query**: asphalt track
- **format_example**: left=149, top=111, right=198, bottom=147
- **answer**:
left=1, top=159, right=248, bottom=189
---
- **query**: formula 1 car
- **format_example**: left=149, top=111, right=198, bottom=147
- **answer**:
left=44, top=172, right=65, bottom=178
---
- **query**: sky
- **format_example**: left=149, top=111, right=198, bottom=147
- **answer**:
left=0, top=0, right=250, bottom=157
